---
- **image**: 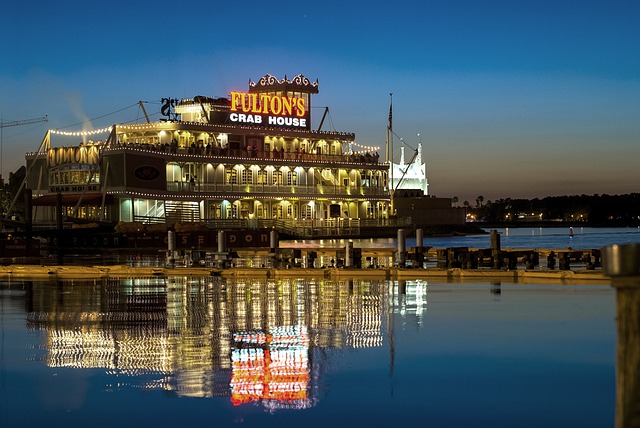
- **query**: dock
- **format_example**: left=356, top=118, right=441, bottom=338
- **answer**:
left=0, top=263, right=610, bottom=284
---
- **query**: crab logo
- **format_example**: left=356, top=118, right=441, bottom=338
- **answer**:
left=134, top=165, right=160, bottom=181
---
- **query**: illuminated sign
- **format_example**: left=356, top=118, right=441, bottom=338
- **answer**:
left=229, top=91, right=308, bottom=129
left=49, top=184, right=99, bottom=193
left=48, top=146, right=100, bottom=167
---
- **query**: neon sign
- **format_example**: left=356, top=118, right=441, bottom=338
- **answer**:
left=229, top=91, right=308, bottom=128
left=48, top=146, right=100, bottom=167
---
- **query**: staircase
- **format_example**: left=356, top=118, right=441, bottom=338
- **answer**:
left=164, top=201, right=201, bottom=223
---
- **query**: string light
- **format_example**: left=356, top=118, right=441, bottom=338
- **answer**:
left=50, top=126, right=112, bottom=136
left=116, top=121, right=355, bottom=138
left=350, top=142, right=380, bottom=152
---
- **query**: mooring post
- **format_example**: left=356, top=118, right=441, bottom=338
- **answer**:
left=217, top=230, right=226, bottom=267
left=397, top=229, right=406, bottom=267
left=24, top=188, right=33, bottom=255
left=56, top=192, right=64, bottom=265
left=270, top=229, right=278, bottom=254
left=167, top=230, right=176, bottom=268
left=602, top=243, right=640, bottom=428
left=345, top=241, right=353, bottom=268
left=490, top=229, right=501, bottom=269
left=416, top=228, right=424, bottom=267
left=269, top=229, right=279, bottom=268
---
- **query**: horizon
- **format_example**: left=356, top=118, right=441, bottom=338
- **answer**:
left=2, top=0, right=639, bottom=203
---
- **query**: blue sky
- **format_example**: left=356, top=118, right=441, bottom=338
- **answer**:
left=2, top=0, right=639, bottom=203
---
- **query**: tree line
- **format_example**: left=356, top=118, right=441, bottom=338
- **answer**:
left=456, top=193, right=640, bottom=225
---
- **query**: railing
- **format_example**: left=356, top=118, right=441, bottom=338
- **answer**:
left=27, top=216, right=410, bottom=238
left=106, top=144, right=383, bottom=166
left=360, top=217, right=413, bottom=227
left=166, top=181, right=389, bottom=197
left=275, top=218, right=361, bottom=237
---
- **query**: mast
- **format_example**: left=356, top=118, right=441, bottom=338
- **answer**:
left=387, top=93, right=394, bottom=214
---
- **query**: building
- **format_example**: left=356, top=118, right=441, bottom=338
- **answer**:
left=389, top=144, right=428, bottom=195
left=387, top=140, right=464, bottom=227
left=22, top=74, right=402, bottom=237
left=393, top=189, right=466, bottom=226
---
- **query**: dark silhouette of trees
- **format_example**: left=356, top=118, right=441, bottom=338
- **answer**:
left=469, top=193, right=640, bottom=225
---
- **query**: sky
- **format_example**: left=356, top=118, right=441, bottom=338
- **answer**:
left=1, top=0, right=639, bottom=203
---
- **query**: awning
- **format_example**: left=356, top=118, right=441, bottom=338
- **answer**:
left=32, top=193, right=113, bottom=206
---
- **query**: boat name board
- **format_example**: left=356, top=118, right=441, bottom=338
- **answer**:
left=49, top=184, right=100, bottom=193
left=229, top=91, right=309, bottom=129
left=48, top=146, right=100, bottom=167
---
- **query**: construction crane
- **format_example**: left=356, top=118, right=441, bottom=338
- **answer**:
left=0, top=115, right=48, bottom=129
left=0, top=115, right=48, bottom=180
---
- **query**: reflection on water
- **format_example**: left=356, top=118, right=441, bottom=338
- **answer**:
left=22, top=277, right=425, bottom=409
left=231, top=326, right=310, bottom=409
left=1, top=276, right=616, bottom=427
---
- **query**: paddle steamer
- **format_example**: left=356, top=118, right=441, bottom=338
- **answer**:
left=23, top=74, right=399, bottom=237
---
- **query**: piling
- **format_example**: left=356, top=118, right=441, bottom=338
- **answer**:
left=559, top=252, right=571, bottom=270
left=602, top=243, right=640, bottom=428
left=416, top=228, right=423, bottom=248
left=415, top=228, right=425, bottom=267
left=490, top=230, right=501, bottom=269
left=397, top=229, right=406, bottom=267
left=167, top=230, right=176, bottom=268
left=345, top=241, right=353, bottom=268
left=56, top=192, right=64, bottom=265
left=217, top=230, right=227, bottom=267
left=547, top=251, right=556, bottom=269
left=270, top=230, right=279, bottom=254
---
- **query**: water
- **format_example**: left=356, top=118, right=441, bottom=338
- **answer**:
left=0, top=276, right=616, bottom=427
left=1, top=227, right=633, bottom=426
left=282, top=226, right=640, bottom=251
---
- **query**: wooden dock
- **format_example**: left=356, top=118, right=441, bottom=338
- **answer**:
left=0, top=263, right=610, bottom=284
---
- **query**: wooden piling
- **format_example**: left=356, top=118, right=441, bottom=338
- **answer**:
left=602, top=243, right=640, bottom=428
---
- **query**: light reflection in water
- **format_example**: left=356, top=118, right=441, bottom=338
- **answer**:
left=231, top=326, right=310, bottom=409
left=23, top=276, right=427, bottom=408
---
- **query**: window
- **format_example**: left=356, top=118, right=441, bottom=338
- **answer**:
left=242, top=168, right=252, bottom=184
left=367, top=203, right=374, bottom=218
left=273, top=170, right=283, bottom=185
left=226, top=168, right=237, bottom=184
left=287, top=171, right=297, bottom=185
left=257, top=169, right=267, bottom=184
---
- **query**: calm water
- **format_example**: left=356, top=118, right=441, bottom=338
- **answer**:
left=0, top=276, right=616, bottom=428
left=282, top=226, right=640, bottom=250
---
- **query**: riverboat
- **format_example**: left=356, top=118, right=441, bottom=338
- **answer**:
left=20, top=74, right=406, bottom=238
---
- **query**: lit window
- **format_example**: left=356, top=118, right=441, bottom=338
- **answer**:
left=287, top=171, right=297, bottom=185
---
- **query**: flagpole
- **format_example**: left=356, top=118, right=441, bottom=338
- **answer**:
left=388, top=93, right=394, bottom=216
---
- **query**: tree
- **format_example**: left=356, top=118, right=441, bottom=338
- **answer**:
left=476, top=195, right=484, bottom=208
left=452, top=196, right=459, bottom=206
